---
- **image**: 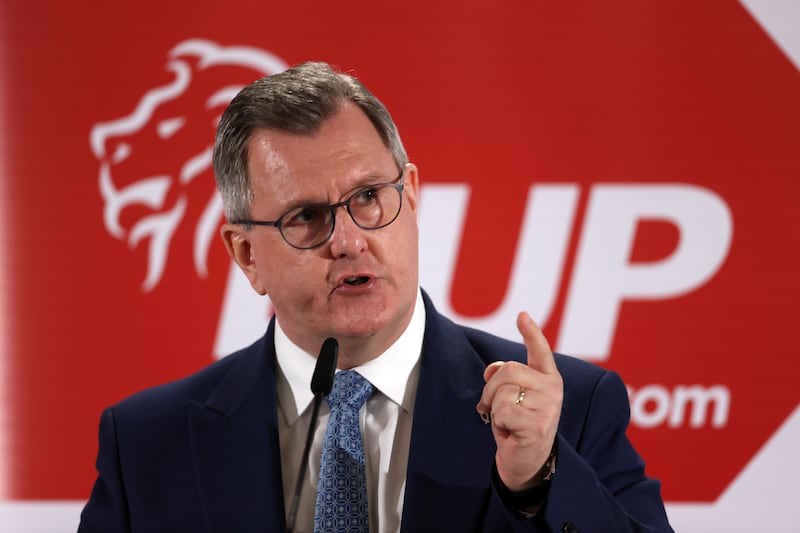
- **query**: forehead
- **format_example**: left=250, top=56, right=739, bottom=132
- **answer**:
left=246, top=102, right=395, bottom=200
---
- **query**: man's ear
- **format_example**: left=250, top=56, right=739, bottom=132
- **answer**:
left=220, top=223, right=267, bottom=295
left=403, top=163, right=420, bottom=214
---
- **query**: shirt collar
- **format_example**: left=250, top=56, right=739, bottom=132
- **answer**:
left=275, top=289, right=426, bottom=425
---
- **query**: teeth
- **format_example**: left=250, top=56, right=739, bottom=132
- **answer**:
left=345, top=276, right=368, bottom=285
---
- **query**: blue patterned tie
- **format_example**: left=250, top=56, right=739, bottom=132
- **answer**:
left=314, top=370, right=374, bottom=533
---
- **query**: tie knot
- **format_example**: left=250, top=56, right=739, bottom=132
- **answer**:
left=327, top=370, right=374, bottom=411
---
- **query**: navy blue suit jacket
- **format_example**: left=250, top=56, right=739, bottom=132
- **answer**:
left=79, top=293, right=672, bottom=532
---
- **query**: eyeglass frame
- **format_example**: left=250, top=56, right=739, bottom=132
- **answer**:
left=231, top=170, right=405, bottom=250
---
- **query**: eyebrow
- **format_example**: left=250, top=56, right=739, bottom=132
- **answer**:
left=279, top=172, right=395, bottom=212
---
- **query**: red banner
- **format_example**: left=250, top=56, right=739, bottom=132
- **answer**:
left=1, top=1, right=798, bottom=530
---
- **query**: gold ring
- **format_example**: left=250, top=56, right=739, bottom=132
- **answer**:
left=515, top=389, right=526, bottom=405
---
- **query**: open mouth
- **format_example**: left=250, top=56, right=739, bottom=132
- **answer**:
left=344, top=276, right=370, bottom=286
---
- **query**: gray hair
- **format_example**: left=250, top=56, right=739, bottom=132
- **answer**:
left=213, top=61, right=409, bottom=223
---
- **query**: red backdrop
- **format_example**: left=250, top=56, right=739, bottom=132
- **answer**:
left=1, top=1, right=798, bottom=530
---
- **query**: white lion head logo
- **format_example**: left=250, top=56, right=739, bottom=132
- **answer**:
left=90, top=39, right=288, bottom=291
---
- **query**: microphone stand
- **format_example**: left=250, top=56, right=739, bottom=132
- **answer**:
left=286, top=338, right=338, bottom=533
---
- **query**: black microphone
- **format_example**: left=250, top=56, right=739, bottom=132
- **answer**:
left=286, top=337, right=338, bottom=533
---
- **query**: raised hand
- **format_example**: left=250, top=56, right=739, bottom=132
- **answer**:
left=476, top=312, right=564, bottom=490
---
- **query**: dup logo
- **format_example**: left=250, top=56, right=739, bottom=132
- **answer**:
left=89, top=39, right=288, bottom=293
left=87, top=39, right=734, bottom=364
left=87, top=38, right=736, bottom=436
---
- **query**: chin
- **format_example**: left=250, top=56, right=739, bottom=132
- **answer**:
left=325, top=292, right=414, bottom=341
left=329, top=311, right=392, bottom=339
left=333, top=321, right=384, bottom=340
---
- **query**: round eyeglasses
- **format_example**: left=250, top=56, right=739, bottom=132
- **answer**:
left=232, top=171, right=405, bottom=250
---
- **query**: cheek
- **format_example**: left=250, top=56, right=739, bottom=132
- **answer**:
left=259, top=252, right=319, bottom=300
left=389, top=217, right=419, bottom=277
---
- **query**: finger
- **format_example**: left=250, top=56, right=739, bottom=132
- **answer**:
left=483, top=361, right=505, bottom=383
left=477, top=362, right=507, bottom=414
left=487, top=383, right=525, bottom=434
left=477, top=362, right=539, bottom=415
left=517, top=311, right=557, bottom=374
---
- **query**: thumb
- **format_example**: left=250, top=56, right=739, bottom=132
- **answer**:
left=483, top=361, right=505, bottom=383
left=517, top=311, right=557, bottom=374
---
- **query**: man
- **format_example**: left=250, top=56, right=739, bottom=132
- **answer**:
left=79, top=62, right=673, bottom=532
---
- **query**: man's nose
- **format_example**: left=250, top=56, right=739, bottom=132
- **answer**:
left=327, top=207, right=368, bottom=258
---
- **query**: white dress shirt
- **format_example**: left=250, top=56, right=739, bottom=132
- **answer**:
left=276, top=290, right=426, bottom=533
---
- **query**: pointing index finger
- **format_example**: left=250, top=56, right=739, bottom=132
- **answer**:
left=517, top=311, right=557, bottom=374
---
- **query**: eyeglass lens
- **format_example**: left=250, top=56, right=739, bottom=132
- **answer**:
left=280, top=183, right=402, bottom=249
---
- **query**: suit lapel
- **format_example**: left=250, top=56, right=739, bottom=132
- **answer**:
left=401, top=296, right=499, bottom=531
left=188, top=322, right=287, bottom=532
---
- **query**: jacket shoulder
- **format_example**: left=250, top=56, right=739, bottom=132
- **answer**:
left=110, top=333, right=271, bottom=423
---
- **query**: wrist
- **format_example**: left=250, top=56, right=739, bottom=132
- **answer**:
left=530, top=445, right=557, bottom=485
left=492, top=444, right=558, bottom=515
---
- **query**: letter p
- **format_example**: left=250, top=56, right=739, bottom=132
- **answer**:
left=557, top=184, right=733, bottom=360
